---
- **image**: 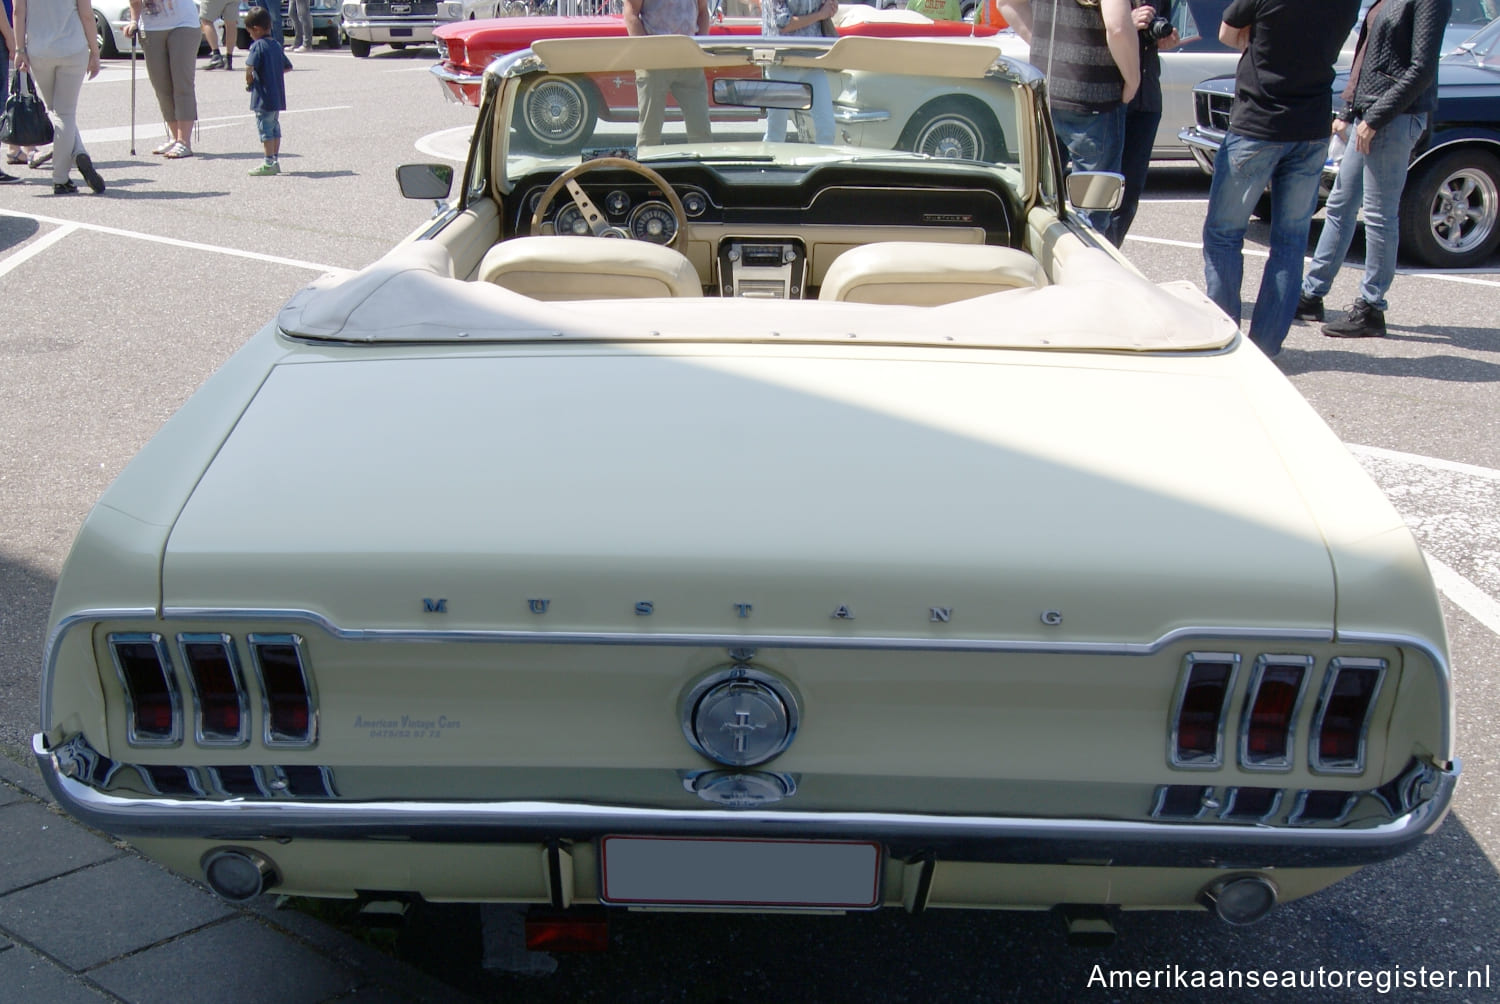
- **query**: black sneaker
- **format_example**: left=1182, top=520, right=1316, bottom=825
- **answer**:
left=205, top=51, right=224, bottom=69
left=1294, top=292, right=1324, bottom=321
left=76, top=153, right=105, bottom=193
left=52, top=180, right=78, bottom=195
left=0, top=170, right=19, bottom=184
left=1322, top=299, right=1387, bottom=338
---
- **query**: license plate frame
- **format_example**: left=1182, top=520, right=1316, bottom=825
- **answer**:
left=599, top=835, right=882, bottom=909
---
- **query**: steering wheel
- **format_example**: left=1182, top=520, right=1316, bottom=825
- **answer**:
left=529, top=157, right=689, bottom=250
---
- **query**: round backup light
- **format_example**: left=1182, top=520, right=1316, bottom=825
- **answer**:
left=681, top=666, right=800, bottom=768
left=1199, top=874, right=1278, bottom=926
left=202, top=848, right=278, bottom=902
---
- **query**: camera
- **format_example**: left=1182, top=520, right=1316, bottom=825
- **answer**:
left=1147, top=16, right=1174, bottom=39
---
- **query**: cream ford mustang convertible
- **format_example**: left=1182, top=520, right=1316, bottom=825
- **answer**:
left=35, top=33, right=1458, bottom=936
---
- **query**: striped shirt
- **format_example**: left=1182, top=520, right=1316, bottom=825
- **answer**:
left=1028, top=0, right=1124, bottom=114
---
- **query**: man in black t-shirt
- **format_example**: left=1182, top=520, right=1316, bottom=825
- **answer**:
left=1200, top=0, right=1360, bottom=358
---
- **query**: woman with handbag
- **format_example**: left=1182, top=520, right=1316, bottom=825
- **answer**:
left=14, top=0, right=104, bottom=193
left=1, top=0, right=20, bottom=183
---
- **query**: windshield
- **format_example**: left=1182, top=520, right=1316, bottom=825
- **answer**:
left=1455, top=14, right=1500, bottom=63
left=493, top=35, right=1033, bottom=190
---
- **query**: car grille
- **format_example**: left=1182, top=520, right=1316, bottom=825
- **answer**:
left=1194, top=90, right=1234, bottom=132
left=362, top=0, right=438, bottom=13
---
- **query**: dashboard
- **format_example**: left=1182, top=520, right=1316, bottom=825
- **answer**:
left=509, top=161, right=1020, bottom=297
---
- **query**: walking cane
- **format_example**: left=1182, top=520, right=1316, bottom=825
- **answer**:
left=129, top=27, right=138, bottom=155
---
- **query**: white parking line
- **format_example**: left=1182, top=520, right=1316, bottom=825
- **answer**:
left=80, top=106, right=354, bottom=146
left=1124, top=234, right=1500, bottom=287
left=0, top=209, right=349, bottom=274
left=0, top=222, right=77, bottom=280
left=1348, top=443, right=1500, bottom=482
left=1427, top=555, right=1500, bottom=637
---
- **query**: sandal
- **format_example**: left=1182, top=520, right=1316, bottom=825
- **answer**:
left=152, top=138, right=177, bottom=155
left=162, top=142, right=194, bottom=159
left=4, top=151, right=25, bottom=165
left=29, top=149, right=52, bottom=169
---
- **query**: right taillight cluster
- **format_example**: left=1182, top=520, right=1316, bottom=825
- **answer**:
left=1169, top=652, right=1385, bottom=775
left=107, top=632, right=317, bottom=750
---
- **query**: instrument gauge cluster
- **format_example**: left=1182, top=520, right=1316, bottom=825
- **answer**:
left=629, top=201, right=678, bottom=245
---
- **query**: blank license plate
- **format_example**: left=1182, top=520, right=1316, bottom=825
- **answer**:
left=390, top=27, right=413, bottom=36
left=600, top=836, right=882, bottom=909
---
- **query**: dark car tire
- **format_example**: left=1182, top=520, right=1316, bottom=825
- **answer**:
left=237, top=27, right=251, bottom=49
left=324, top=27, right=341, bottom=47
left=350, top=36, right=372, bottom=56
left=898, top=97, right=1006, bottom=162
left=95, top=10, right=120, bottom=58
left=514, top=74, right=599, bottom=153
left=1399, top=147, right=1500, bottom=269
left=390, top=41, right=407, bottom=49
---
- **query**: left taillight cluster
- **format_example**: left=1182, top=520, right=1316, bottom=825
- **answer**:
left=107, top=632, right=317, bottom=750
left=1169, top=652, right=1385, bottom=775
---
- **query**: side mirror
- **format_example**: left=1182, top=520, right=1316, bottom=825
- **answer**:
left=396, top=163, right=455, bottom=201
left=1065, top=171, right=1124, bottom=213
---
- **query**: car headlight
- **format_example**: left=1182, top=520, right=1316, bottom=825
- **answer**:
left=442, top=1, right=462, bottom=16
left=342, top=3, right=359, bottom=17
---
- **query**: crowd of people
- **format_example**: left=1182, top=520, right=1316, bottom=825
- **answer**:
left=0, top=0, right=289, bottom=182
left=3, top=0, right=1455, bottom=348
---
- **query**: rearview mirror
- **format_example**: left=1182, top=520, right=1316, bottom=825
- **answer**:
left=1065, top=171, right=1124, bottom=213
left=712, top=77, right=813, bottom=110
left=396, top=163, right=455, bottom=201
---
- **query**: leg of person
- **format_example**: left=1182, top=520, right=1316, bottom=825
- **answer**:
left=158, top=27, right=199, bottom=154
left=670, top=69, right=712, bottom=144
left=1322, top=112, right=1425, bottom=337
left=1050, top=106, right=1126, bottom=232
left=1106, top=105, right=1160, bottom=247
left=1201, top=131, right=1281, bottom=331
left=202, top=8, right=224, bottom=68
left=1299, top=141, right=1362, bottom=316
left=251, top=111, right=282, bottom=173
left=803, top=68, right=834, bottom=145
left=1246, top=139, right=1326, bottom=355
left=28, top=53, right=87, bottom=190
left=634, top=71, right=667, bottom=146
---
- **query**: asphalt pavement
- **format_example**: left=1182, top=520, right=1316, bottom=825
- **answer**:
left=0, top=747, right=472, bottom=1004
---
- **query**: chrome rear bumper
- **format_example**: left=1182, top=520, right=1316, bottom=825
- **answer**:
left=33, top=733, right=1459, bottom=871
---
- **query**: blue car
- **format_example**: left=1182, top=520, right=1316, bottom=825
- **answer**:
left=1181, top=16, right=1500, bottom=269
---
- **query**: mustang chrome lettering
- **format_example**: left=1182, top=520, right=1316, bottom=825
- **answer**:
left=734, top=603, right=752, bottom=618
left=635, top=601, right=654, bottom=616
left=1042, top=610, right=1064, bottom=626
left=930, top=607, right=952, bottom=623
left=528, top=599, right=550, bottom=614
left=832, top=605, right=854, bottom=620
left=422, top=598, right=446, bottom=614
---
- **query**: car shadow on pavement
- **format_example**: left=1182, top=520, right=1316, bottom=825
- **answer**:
left=1274, top=343, right=1500, bottom=382
left=0, top=215, right=42, bottom=251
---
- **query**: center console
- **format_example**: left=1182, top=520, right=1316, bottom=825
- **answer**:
left=718, top=239, right=808, bottom=299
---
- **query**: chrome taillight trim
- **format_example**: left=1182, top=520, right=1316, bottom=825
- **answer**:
left=177, top=633, right=251, bottom=748
left=1168, top=652, right=1240, bottom=769
left=1289, top=789, right=1360, bottom=826
left=107, top=633, right=184, bottom=748
left=207, top=765, right=272, bottom=798
left=1219, top=786, right=1284, bottom=823
left=1237, top=655, right=1313, bottom=772
left=1151, top=783, right=1217, bottom=819
left=248, top=633, right=318, bottom=749
left=1309, top=657, right=1386, bottom=775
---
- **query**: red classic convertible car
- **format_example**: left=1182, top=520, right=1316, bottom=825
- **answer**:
left=432, top=6, right=1005, bottom=107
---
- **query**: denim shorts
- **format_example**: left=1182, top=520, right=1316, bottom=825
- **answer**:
left=256, top=110, right=281, bottom=142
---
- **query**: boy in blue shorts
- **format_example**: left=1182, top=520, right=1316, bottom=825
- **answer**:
left=244, top=6, right=286, bottom=176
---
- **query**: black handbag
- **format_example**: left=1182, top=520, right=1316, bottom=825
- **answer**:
left=1, top=70, right=56, bottom=148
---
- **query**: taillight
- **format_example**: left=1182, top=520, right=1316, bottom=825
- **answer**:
left=1239, top=657, right=1310, bottom=770
left=1311, top=658, right=1385, bottom=773
left=108, top=634, right=182, bottom=747
left=179, top=634, right=250, bottom=746
left=1170, top=654, right=1238, bottom=768
left=249, top=634, right=317, bottom=748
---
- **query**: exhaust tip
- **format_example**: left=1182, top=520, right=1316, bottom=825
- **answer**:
left=1054, top=904, right=1117, bottom=947
left=1199, top=874, right=1278, bottom=926
left=202, top=848, right=278, bottom=902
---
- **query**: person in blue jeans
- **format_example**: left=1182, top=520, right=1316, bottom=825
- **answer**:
left=1201, top=0, right=1359, bottom=358
left=243, top=5, right=285, bottom=176
left=998, top=0, right=1139, bottom=233
left=1298, top=0, right=1451, bottom=339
